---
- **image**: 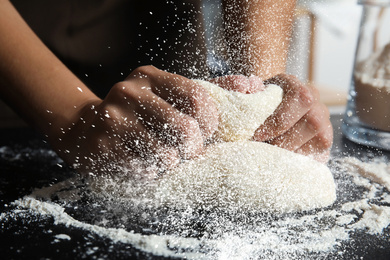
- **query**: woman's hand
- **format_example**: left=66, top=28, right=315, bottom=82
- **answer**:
left=52, top=66, right=219, bottom=176
left=210, top=74, right=333, bottom=163
left=253, top=74, right=333, bottom=162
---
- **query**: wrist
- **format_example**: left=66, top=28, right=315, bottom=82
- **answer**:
left=45, top=96, right=102, bottom=148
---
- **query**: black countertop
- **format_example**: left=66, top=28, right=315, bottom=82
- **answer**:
left=1, top=114, right=390, bottom=259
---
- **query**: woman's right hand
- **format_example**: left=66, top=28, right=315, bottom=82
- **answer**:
left=52, top=66, right=219, bottom=177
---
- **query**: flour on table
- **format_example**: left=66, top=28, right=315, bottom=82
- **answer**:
left=2, top=149, right=390, bottom=259
left=54, top=234, right=71, bottom=241
left=340, top=157, right=390, bottom=192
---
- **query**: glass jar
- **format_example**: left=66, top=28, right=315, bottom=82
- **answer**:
left=342, top=0, right=390, bottom=150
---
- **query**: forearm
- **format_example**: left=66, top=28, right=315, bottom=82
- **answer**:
left=222, top=0, right=296, bottom=79
left=0, top=1, right=100, bottom=138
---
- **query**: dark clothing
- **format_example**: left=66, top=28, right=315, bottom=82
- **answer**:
left=12, top=0, right=208, bottom=98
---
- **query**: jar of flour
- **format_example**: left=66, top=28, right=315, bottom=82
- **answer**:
left=342, top=0, right=390, bottom=150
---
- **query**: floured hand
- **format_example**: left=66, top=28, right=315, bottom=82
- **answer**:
left=54, top=66, right=219, bottom=176
left=253, top=74, right=333, bottom=163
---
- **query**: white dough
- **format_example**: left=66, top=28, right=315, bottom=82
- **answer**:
left=153, top=80, right=336, bottom=213
left=156, top=141, right=336, bottom=213
left=193, top=80, right=283, bottom=141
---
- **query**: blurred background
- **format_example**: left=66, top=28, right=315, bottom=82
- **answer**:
left=0, top=0, right=362, bottom=128
left=203, top=0, right=362, bottom=111
left=287, top=0, right=361, bottom=109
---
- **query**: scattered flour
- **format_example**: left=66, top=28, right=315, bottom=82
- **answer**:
left=341, top=157, right=390, bottom=191
left=2, top=155, right=390, bottom=259
left=10, top=197, right=206, bottom=259
left=54, top=234, right=71, bottom=241
left=349, top=205, right=390, bottom=235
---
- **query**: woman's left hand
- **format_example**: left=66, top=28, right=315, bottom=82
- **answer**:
left=210, top=74, right=333, bottom=163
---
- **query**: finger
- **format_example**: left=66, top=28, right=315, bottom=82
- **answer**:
left=248, top=75, right=265, bottom=93
left=268, top=102, right=331, bottom=151
left=132, top=88, right=204, bottom=159
left=209, top=75, right=265, bottom=93
left=128, top=66, right=219, bottom=140
left=92, top=102, right=181, bottom=169
left=107, top=81, right=204, bottom=159
left=295, top=131, right=333, bottom=163
left=254, top=74, right=318, bottom=142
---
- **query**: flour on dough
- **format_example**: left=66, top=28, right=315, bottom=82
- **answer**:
left=193, top=80, right=283, bottom=141
left=156, top=141, right=336, bottom=213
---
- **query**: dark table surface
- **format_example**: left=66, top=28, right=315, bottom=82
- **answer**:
left=1, top=114, right=390, bottom=260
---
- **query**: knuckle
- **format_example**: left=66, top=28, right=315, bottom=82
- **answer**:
left=306, top=113, right=323, bottom=132
left=296, top=84, right=315, bottom=108
left=257, top=116, right=285, bottom=140
left=110, top=82, right=127, bottom=94
left=306, top=103, right=330, bottom=132
left=110, top=82, right=137, bottom=101
left=310, top=128, right=333, bottom=153
left=279, top=75, right=315, bottom=109
left=132, top=65, right=158, bottom=78
left=272, top=113, right=291, bottom=135
left=320, top=127, right=334, bottom=149
left=111, top=81, right=148, bottom=102
left=106, top=107, right=122, bottom=122
left=181, top=85, right=219, bottom=136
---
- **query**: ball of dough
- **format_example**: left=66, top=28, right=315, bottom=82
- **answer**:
left=193, top=80, right=283, bottom=141
left=155, top=141, right=336, bottom=213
